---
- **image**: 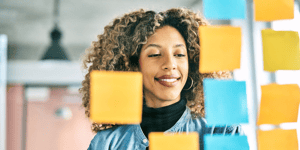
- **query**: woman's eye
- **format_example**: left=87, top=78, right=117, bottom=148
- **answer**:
left=175, top=54, right=186, bottom=57
left=148, top=54, right=161, bottom=57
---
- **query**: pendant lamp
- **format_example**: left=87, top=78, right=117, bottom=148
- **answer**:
left=41, top=0, right=69, bottom=60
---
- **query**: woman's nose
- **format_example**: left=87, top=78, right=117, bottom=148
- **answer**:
left=161, top=54, right=177, bottom=70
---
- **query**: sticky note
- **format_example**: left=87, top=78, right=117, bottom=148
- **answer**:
left=262, top=29, right=300, bottom=72
left=199, top=26, right=241, bottom=73
left=257, top=84, right=300, bottom=125
left=90, top=71, right=143, bottom=124
left=203, top=0, right=246, bottom=20
left=258, top=129, right=298, bottom=150
left=149, top=132, right=199, bottom=150
left=204, top=135, right=249, bottom=150
left=203, top=79, right=248, bottom=125
left=254, top=0, right=294, bottom=21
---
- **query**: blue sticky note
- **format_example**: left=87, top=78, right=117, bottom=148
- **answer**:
left=204, top=135, right=249, bottom=150
left=203, top=0, right=246, bottom=20
left=203, top=79, right=248, bottom=125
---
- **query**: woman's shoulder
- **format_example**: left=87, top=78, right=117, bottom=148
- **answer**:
left=88, top=125, right=137, bottom=150
left=92, top=125, right=121, bottom=140
left=189, top=116, right=244, bottom=135
left=184, top=107, right=207, bottom=127
left=185, top=107, right=244, bottom=135
left=168, top=107, right=207, bottom=132
left=204, top=125, right=244, bottom=135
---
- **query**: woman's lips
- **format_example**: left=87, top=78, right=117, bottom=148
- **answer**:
left=155, top=78, right=180, bottom=87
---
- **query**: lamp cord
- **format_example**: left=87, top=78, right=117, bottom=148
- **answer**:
left=53, top=0, right=60, bottom=26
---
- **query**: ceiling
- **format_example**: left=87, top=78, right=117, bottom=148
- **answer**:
left=0, top=0, right=229, bottom=61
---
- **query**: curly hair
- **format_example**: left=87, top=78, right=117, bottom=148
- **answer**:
left=79, top=8, right=232, bottom=132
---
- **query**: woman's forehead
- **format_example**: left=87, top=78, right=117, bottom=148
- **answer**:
left=145, top=26, right=185, bottom=45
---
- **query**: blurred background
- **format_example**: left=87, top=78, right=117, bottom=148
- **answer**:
left=1, top=0, right=300, bottom=150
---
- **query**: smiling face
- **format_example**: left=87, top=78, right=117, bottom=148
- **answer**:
left=139, top=26, right=189, bottom=108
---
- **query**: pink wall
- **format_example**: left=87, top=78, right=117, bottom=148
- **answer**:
left=7, top=85, right=95, bottom=150
left=6, top=84, right=23, bottom=150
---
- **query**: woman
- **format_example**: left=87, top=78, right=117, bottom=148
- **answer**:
left=80, top=8, right=243, bottom=150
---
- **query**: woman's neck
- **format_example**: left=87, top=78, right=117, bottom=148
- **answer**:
left=141, top=98, right=187, bottom=139
left=144, top=94, right=181, bottom=108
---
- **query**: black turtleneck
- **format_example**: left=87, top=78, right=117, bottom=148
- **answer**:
left=140, top=98, right=187, bottom=139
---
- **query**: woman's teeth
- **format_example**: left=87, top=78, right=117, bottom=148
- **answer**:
left=159, top=79, right=177, bottom=82
left=155, top=77, right=180, bottom=87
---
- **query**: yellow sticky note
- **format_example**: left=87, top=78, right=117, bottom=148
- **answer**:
left=257, top=84, right=300, bottom=125
left=199, top=26, right=241, bottom=73
left=254, top=0, right=294, bottom=21
left=258, top=129, right=298, bottom=150
left=149, top=132, right=199, bottom=150
left=90, top=71, right=143, bottom=124
left=262, top=29, right=300, bottom=72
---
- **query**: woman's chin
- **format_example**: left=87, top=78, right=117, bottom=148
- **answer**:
left=156, top=94, right=181, bottom=102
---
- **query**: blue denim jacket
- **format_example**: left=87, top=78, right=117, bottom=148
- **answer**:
left=88, top=106, right=243, bottom=150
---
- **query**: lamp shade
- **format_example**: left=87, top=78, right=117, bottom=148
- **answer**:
left=41, top=26, right=69, bottom=60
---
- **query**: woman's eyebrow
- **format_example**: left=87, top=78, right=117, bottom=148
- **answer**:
left=144, top=44, right=162, bottom=50
left=144, top=43, right=185, bottom=50
left=173, top=44, right=185, bottom=48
